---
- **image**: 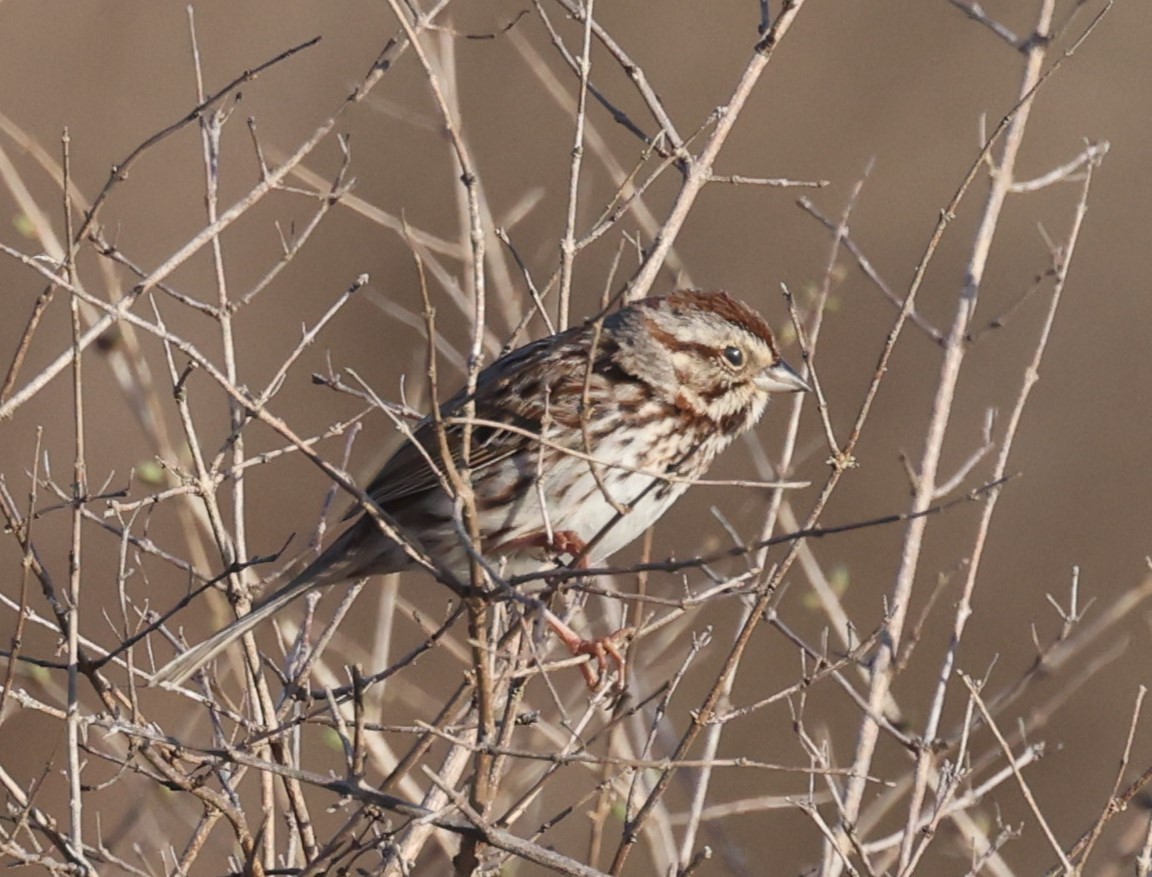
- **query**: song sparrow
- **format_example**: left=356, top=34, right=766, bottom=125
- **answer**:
left=151, top=289, right=809, bottom=687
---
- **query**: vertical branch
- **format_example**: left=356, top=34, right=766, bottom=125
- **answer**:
left=189, top=11, right=247, bottom=597
left=384, top=6, right=497, bottom=864
left=0, top=430, right=42, bottom=722
left=62, top=126, right=91, bottom=875
left=557, top=0, right=594, bottom=330
left=675, top=604, right=752, bottom=869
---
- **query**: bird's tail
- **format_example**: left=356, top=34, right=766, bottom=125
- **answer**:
left=147, top=573, right=316, bottom=687
left=148, top=527, right=369, bottom=688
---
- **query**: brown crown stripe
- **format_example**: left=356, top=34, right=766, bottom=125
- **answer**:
left=640, top=289, right=781, bottom=356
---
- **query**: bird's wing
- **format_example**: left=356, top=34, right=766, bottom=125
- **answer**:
left=344, top=328, right=590, bottom=517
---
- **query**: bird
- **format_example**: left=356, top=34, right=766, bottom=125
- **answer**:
left=150, top=289, right=809, bottom=687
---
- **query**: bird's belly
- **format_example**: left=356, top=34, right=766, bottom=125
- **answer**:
left=480, top=438, right=699, bottom=574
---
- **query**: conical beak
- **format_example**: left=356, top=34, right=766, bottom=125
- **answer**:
left=756, top=358, right=811, bottom=394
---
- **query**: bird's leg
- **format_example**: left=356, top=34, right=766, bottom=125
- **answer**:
left=542, top=607, right=632, bottom=690
left=497, top=529, right=630, bottom=689
left=493, top=528, right=588, bottom=567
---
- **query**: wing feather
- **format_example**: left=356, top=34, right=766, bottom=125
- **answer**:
left=344, top=327, right=592, bottom=517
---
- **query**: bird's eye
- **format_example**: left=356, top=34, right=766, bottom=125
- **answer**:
left=722, top=345, right=745, bottom=368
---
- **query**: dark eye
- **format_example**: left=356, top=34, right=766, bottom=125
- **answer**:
left=722, top=345, right=745, bottom=368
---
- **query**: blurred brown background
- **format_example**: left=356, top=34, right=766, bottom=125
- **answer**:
left=0, top=1, right=1149, bottom=873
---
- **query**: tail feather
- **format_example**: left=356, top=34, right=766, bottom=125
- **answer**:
left=148, top=574, right=314, bottom=687
left=148, top=533, right=368, bottom=687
